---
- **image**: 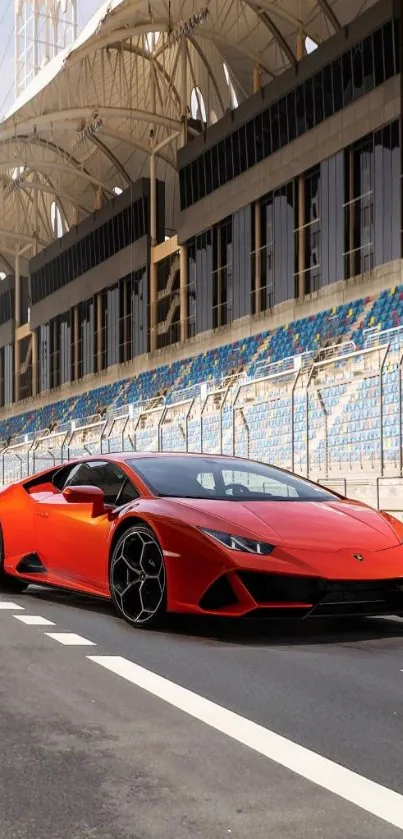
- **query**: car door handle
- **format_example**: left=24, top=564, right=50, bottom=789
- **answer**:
left=36, top=511, right=49, bottom=519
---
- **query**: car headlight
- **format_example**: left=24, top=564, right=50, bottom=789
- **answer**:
left=379, top=511, right=403, bottom=542
left=201, top=528, right=275, bottom=555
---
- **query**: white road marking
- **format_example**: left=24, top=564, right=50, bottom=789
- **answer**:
left=0, top=602, right=24, bottom=610
left=46, top=633, right=96, bottom=646
left=14, top=615, right=55, bottom=626
left=89, top=655, right=403, bottom=832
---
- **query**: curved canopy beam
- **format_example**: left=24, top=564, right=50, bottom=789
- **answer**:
left=187, top=36, right=226, bottom=112
left=99, top=127, right=177, bottom=170
left=249, top=0, right=303, bottom=28
left=0, top=136, right=98, bottom=192
left=195, top=30, right=274, bottom=79
left=0, top=159, right=115, bottom=195
left=317, top=0, right=341, bottom=31
left=1, top=106, right=190, bottom=142
left=0, top=229, right=44, bottom=247
left=88, top=134, right=132, bottom=185
left=0, top=252, right=13, bottom=272
left=38, top=171, right=71, bottom=236
left=1, top=167, right=53, bottom=244
left=1, top=173, right=88, bottom=214
left=119, top=42, right=182, bottom=110
left=70, top=22, right=171, bottom=64
left=0, top=129, right=175, bottom=186
left=251, top=6, right=297, bottom=68
left=0, top=0, right=374, bottom=271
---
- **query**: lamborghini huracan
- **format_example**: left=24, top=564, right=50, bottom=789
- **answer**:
left=1, top=452, right=403, bottom=627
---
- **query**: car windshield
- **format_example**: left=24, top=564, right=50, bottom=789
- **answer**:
left=128, top=456, right=337, bottom=502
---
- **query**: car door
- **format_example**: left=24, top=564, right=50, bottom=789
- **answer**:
left=34, top=460, right=139, bottom=593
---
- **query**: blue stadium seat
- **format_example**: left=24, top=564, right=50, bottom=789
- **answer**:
left=2, top=283, right=403, bottom=456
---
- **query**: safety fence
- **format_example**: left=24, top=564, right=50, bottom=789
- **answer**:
left=2, top=326, right=403, bottom=514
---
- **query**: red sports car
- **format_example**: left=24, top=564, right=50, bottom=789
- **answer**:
left=1, top=452, right=403, bottom=627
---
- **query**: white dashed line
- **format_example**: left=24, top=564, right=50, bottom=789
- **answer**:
left=88, top=655, right=403, bottom=832
left=14, top=615, right=55, bottom=626
left=46, top=632, right=96, bottom=646
left=0, top=602, right=24, bottom=610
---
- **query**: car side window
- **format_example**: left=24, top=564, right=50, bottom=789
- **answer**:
left=196, top=471, right=216, bottom=491
left=63, top=461, right=139, bottom=506
left=221, top=469, right=298, bottom=498
left=52, top=464, right=81, bottom=490
left=63, top=463, right=95, bottom=488
left=116, top=479, right=139, bottom=507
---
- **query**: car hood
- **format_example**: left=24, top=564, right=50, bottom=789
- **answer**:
left=166, top=498, right=400, bottom=552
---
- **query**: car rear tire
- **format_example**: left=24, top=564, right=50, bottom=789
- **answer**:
left=109, top=524, right=166, bottom=628
left=0, top=527, right=28, bottom=594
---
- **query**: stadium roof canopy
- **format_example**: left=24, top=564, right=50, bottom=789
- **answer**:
left=0, top=0, right=378, bottom=274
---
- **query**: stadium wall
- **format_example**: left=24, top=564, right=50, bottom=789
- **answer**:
left=178, top=74, right=400, bottom=243
left=177, top=0, right=399, bottom=239
left=1, top=0, right=402, bottom=424
left=1, top=258, right=402, bottom=423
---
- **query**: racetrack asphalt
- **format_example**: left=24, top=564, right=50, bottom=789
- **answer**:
left=1, top=586, right=403, bottom=838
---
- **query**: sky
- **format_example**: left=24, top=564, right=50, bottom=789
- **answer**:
left=0, top=0, right=102, bottom=120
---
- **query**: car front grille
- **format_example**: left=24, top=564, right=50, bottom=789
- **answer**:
left=236, top=572, right=403, bottom=617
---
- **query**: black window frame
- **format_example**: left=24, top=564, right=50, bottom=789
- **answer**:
left=179, top=19, right=399, bottom=210
left=59, top=460, right=140, bottom=506
left=31, top=196, right=150, bottom=305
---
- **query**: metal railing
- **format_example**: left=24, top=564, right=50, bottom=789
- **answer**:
left=2, top=329, right=403, bottom=512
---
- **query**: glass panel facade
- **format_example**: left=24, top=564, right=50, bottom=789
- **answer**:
left=47, top=312, right=73, bottom=390
left=343, top=121, right=401, bottom=277
left=299, top=167, right=321, bottom=296
left=18, top=335, right=32, bottom=403
left=179, top=20, right=398, bottom=210
left=31, top=196, right=149, bottom=305
left=38, top=267, right=148, bottom=392
left=186, top=119, right=400, bottom=330
left=252, top=182, right=296, bottom=313
left=0, top=289, right=13, bottom=327
left=156, top=253, right=180, bottom=350
left=212, top=217, right=232, bottom=329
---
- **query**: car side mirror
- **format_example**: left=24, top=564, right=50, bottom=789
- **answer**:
left=62, top=485, right=105, bottom=517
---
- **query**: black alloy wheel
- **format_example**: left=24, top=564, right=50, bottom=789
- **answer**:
left=109, top=524, right=166, bottom=628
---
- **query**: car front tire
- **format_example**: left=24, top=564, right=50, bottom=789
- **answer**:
left=109, top=524, right=166, bottom=628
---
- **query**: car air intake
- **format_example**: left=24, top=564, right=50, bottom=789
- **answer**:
left=199, top=575, right=238, bottom=610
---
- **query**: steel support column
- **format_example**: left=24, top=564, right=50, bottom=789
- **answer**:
left=180, top=245, right=188, bottom=343
left=253, top=64, right=262, bottom=316
left=14, top=252, right=20, bottom=401
left=348, top=149, right=355, bottom=278
left=149, top=148, right=157, bottom=353
left=254, top=202, right=261, bottom=315
left=97, top=293, right=102, bottom=372
left=296, top=32, right=305, bottom=302
left=180, top=36, right=188, bottom=148
left=74, top=306, right=79, bottom=381
left=31, top=329, right=38, bottom=398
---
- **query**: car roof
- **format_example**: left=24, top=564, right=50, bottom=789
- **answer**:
left=99, top=451, right=242, bottom=463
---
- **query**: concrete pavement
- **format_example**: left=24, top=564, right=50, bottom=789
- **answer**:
left=0, top=587, right=403, bottom=838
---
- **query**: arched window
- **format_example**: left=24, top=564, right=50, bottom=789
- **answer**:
left=190, top=86, right=207, bottom=123
left=223, top=63, right=238, bottom=109
left=305, top=36, right=318, bottom=54
left=145, top=31, right=161, bottom=52
left=50, top=201, right=63, bottom=238
left=11, top=165, right=24, bottom=181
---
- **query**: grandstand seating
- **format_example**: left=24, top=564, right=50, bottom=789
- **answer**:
left=2, top=283, right=403, bottom=485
